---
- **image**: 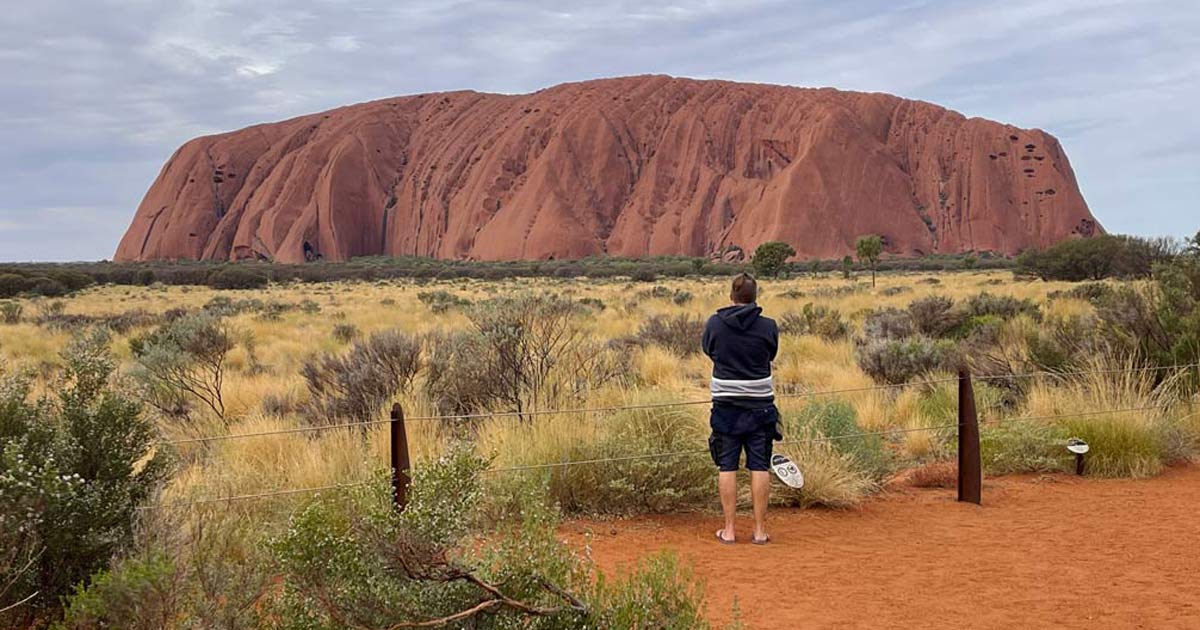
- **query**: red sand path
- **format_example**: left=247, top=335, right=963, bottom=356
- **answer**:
left=565, top=465, right=1200, bottom=629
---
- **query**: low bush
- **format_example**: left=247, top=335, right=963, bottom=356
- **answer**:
left=907, top=295, right=965, bottom=338
left=965, top=292, right=1041, bottom=322
left=423, top=331, right=504, bottom=415
left=207, top=266, right=269, bottom=290
left=1048, top=281, right=1113, bottom=303
left=855, top=337, right=955, bottom=385
left=331, top=322, right=359, bottom=343
left=792, top=400, right=890, bottom=480
left=417, top=289, right=471, bottom=313
left=269, top=450, right=707, bottom=628
left=302, top=330, right=421, bottom=424
left=1059, top=413, right=1168, bottom=478
left=636, top=314, right=706, bottom=356
left=861, top=308, right=917, bottom=340
left=0, top=301, right=21, bottom=324
left=778, top=304, right=849, bottom=340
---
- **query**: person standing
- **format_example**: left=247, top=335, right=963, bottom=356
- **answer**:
left=702, top=273, right=780, bottom=545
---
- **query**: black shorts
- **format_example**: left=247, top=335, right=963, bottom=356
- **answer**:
left=708, top=405, right=778, bottom=472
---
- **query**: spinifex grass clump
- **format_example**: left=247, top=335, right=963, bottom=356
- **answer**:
left=485, top=403, right=712, bottom=515
left=771, top=400, right=882, bottom=508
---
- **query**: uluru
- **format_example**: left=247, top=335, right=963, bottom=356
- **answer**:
left=115, top=75, right=1100, bottom=263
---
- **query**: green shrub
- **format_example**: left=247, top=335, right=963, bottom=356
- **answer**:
left=752, top=241, right=796, bottom=278
left=301, top=330, right=421, bottom=424
left=1016, top=234, right=1176, bottom=281
left=0, top=330, right=167, bottom=625
left=57, top=551, right=180, bottom=630
left=631, top=268, right=658, bottom=283
left=207, top=266, right=269, bottom=290
left=965, top=292, right=1041, bottom=322
left=270, top=450, right=707, bottom=629
left=417, top=289, right=471, bottom=313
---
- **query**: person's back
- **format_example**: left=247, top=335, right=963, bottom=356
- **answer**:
left=703, top=302, right=777, bottom=406
left=703, top=273, right=779, bottom=545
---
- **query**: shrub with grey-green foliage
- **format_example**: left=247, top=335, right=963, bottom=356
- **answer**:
left=302, top=330, right=421, bottom=424
left=129, top=312, right=234, bottom=421
left=907, top=295, right=966, bottom=338
left=965, top=292, right=1041, bottom=321
left=423, top=331, right=504, bottom=415
left=636, top=314, right=705, bottom=356
left=417, top=289, right=471, bottom=313
left=855, top=336, right=956, bottom=385
left=778, top=304, right=849, bottom=340
left=862, top=307, right=917, bottom=340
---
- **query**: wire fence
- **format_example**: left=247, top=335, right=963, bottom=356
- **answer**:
left=141, top=363, right=1199, bottom=511
left=157, top=362, right=1200, bottom=447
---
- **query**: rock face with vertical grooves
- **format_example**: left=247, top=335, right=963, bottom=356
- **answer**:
left=115, top=75, right=1100, bottom=263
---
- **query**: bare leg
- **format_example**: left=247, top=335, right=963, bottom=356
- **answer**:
left=718, top=471, right=738, bottom=541
left=751, top=471, right=770, bottom=541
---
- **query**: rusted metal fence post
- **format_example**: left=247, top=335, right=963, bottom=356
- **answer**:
left=957, top=368, right=982, bottom=505
left=390, top=403, right=411, bottom=511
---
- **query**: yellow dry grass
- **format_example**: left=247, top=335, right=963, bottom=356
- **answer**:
left=0, top=269, right=1178, bottom=513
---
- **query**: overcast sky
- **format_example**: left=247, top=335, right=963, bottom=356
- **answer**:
left=1, top=0, right=1197, bottom=262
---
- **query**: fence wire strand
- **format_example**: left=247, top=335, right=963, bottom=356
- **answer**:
left=143, top=362, right=1199, bottom=508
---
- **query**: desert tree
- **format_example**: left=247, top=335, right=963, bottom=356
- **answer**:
left=751, top=241, right=797, bottom=278
left=855, top=235, right=883, bottom=287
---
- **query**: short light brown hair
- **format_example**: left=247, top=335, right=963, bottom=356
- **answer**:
left=730, top=273, right=757, bottom=304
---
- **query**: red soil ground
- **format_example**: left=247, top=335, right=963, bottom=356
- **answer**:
left=565, top=465, right=1200, bottom=629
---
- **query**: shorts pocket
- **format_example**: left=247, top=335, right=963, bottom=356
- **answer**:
left=708, top=433, right=721, bottom=467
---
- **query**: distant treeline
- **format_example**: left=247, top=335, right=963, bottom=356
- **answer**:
left=0, top=253, right=1013, bottom=298
left=1016, top=233, right=1199, bottom=281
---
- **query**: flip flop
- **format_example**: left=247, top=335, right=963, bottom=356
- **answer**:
left=752, top=534, right=771, bottom=546
left=715, top=529, right=735, bottom=545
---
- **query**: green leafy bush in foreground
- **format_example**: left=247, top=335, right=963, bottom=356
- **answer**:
left=1, top=329, right=167, bottom=627
left=60, top=449, right=708, bottom=629
left=269, top=449, right=707, bottom=629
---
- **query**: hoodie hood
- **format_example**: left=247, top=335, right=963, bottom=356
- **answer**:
left=716, top=303, right=762, bottom=331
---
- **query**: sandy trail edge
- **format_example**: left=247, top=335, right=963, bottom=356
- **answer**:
left=563, top=465, right=1200, bottom=629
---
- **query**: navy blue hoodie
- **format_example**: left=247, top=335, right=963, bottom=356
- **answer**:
left=701, top=303, right=778, bottom=409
